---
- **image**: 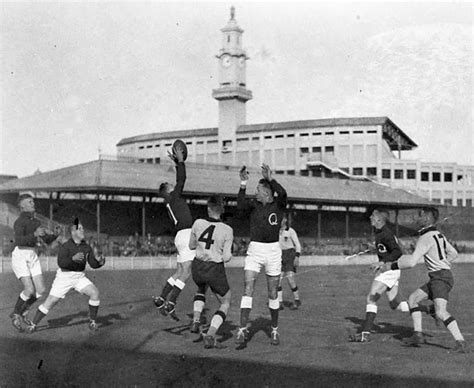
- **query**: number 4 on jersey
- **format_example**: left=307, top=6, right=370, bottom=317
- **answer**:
left=198, top=225, right=215, bottom=249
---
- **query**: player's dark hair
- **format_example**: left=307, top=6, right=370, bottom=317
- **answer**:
left=158, top=182, right=169, bottom=194
left=17, top=193, right=33, bottom=206
left=70, top=217, right=80, bottom=232
left=422, top=207, right=439, bottom=222
left=258, top=178, right=274, bottom=196
left=208, top=195, right=224, bottom=214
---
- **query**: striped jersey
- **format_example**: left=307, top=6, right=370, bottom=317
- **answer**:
left=412, top=226, right=457, bottom=272
left=189, top=217, right=233, bottom=263
left=279, top=227, right=301, bottom=253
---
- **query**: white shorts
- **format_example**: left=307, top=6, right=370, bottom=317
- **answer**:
left=11, top=247, right=42, bottom=279
left=374, top=269, right=401, bottom=289
left=244, top=241, right=282, bottom=277
left=175, top=228, right=195, bottom=263
left=49, top=269, right=93, bottom=299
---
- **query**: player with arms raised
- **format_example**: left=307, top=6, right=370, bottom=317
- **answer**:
left=25, top=218, right=106, bottom=333
left=235, top=163, right=287, bottom=346
left=377, top=207, right=468, bottom=353
left=153, top=141, right=195, bottom=320
left=188, top=195, right=233, bottom=349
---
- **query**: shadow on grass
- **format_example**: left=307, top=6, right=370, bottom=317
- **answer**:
left=0, top=336, right=470, bottom=388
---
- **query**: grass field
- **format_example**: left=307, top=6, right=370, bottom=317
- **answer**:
left=1, top=263, right=473, bottom=387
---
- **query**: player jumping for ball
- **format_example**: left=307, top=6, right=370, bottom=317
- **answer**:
left=188, top=195, right=233, bottom=349
left=153, top=143, right=195, bottom=320
left=235, top=164, right=287, bottom=346
left=376, top=207, right=468, bottom=353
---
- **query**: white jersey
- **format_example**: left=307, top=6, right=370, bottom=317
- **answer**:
left=279, top=227, right=301, bottom=253
left=189, top=217, right=233, bottom=263
left=412, top=227, right=457, bottom=272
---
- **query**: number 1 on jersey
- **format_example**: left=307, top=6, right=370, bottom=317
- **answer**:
left=198, top=225, right=215, bottom=249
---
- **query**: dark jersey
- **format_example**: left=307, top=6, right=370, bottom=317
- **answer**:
left=57, top=238, right=103, bottom=272
left=237, top=179, right=287, bottom=243
left=374, top=224, right=402, bottom=263
left=14, top=212, right=57, bottom=248
left=165, top=162, right=193, bottom=232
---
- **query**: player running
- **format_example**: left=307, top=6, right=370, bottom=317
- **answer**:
left=235, top=164, right=287, bottom=346
left=153, top=144, right=195, bottom=320
left=10, top=193, right=61, bottom=332
left=277, top=215, right=302, bottom=310
left=188, top=195, right=233, bottom=349
left=350, top=209, right=412, bottom=342
left=377, top=207, right=468, bottom=353
left=25, top=218, right=106, bottom=333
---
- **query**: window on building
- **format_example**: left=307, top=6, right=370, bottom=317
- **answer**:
left=353, top=167, right=363, bottom=175
left=340, top=167, right=350, bottom=173
left=457, top=199, right=463, bottom=207
left=340, top=131, right=349, bottom=135
left=366, top=167, right=377, bottom=176
left=312, top=146, right=321, bottom=153
left=325, top=170, right=334, bottom=178
left=300, top=147, right=309, bottom=154
left=300, top=170, right=309, bottom=176
left=252, top=136, right=260, bottom=141
left=467, top=199, right=472, bottom=207
left=155, top=144, right=160, bottom=148
left=146, top=158, right=153, bottom=164
left=185, top=141, right=192, bottom=145
left=407, top=169, right=416, bottom=179
left=287, top=170, right=295, bottom=175
left=353, top=130, right=363, bottom=134
left=432, top=172, right=441, bottom=182
left=139, top=159, right=145, bottom=163
left=432, top=198, right=441, bottom=203
left=139, top=146, right=145, bottom=150
left=312, top=132, right=321, bottom=136
left=197, top=141, right=204, bottom=144
left=367, top=130, right=377, bottom=134
left=444, top=173, right=453, bottom=182
left=300, top=133, right=309, bottom=137
left=275, top=134, right=284, bottom=138
left=312, top=169, right=322, bottom=177
left=325, top=146, right=334, bottom=154
left=382, top=169, right=391, bottom=179
left=421, top=172, right=429, bottom=181
left=155, top=157, right=160, bottom=164
left=325, top=131, right=334, bottom=135
left=287, top=134, right=295, bottom=138
left=444, top=199, right=452, bottom=205
left=207, top=140, right=217, bottom=144
left=394, top=169, right=403, bottom=179
left=264, top=135, right=272, bottom=139
left=275, top=170, right=284, bottom=175
left=146, top=145, right=153, bottom=149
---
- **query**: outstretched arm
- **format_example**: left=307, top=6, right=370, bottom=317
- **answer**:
left=237, top=165, right=252, bottom=213
left=262, top=164, right=287, bottom=209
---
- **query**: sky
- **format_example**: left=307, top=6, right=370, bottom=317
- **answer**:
left=1, top=1, right=473, bottom=177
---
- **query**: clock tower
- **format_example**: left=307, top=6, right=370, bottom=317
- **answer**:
left=212, top=6, right=252, bottom=160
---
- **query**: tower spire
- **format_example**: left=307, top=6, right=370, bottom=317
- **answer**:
left=230, top=6, right=235, bottom=20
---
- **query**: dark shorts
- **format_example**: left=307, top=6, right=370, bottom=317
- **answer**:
left=281, top=248, right=296, bottom=273
left=420, top=269, right=454, bottom=301
left=192, top=258, right=230, bottom=297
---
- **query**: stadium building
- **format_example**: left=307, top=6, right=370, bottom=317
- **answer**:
left=117, top=7, right=474, bottom=208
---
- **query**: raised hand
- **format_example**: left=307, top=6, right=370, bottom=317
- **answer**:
left=240, top=165, right=249, bottom=181
left=261, top=163, right=272, bottom=181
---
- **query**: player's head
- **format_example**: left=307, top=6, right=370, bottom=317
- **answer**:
left=255, top=179, right=274, bottom=203
left=418, top=207, right=439, bottom=227
left=207, top=195, right=224, bottom=218
left=158, top=182, right=174, bottom=196
left=70, top=217, right=85, bottom=241
left=17, top=193, right=35, bottom=212
left=370, top=209, right=389, bottom=229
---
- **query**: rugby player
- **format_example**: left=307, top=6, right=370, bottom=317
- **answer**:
left=188, top=195, right=233, bottom=349
left=277, top=215, right=302, bottom=310
left=235, top=164, right=287, bottom=346
left=377, top=207, right=468, bottom=353
left=10, top=194, right=61, bottom=332
left=153, top=144, right=195, bottom=320
left=25, top=218, right=106, bottom=333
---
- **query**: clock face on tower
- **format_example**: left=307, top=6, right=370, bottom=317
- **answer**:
left=221, top=54, right=231, bottom=68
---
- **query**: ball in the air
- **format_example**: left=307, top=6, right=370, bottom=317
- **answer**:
left=172, top=139, right=188, bottom=161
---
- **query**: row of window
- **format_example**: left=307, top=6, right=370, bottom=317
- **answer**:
left=381, top=169, right=463, bottom=182
left=382, top=169, right=417, bottom=180
left=432, top=198, right=473, bottom=207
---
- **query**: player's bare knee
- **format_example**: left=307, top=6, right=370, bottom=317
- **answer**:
left=368, top=292, right=381, bottom=304
left=23, top=285, right=35, bottom=298
left=243, top=283, right=254, bottom=297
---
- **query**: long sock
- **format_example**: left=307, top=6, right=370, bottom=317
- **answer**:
left=89, top=300, right=100, bottom=320
left=168, top=279, right=186, bottom=304
left=269, top=298, right=279, bottom=328
left=207, top=310, right=226, bottom=337
left=362, top=304, right=377, bottom=333
left=410, top=307, right=423, bottom=332
left=240, top=296, right=252, bottom=328
left=160, top=277, right=175, bottom=299
left=32, top=305, right=49, bottom=325
left=444, top=316, right=464, bottom=341
left=12, top=292, right=29, bottom=315
left=193, top=293, right=206, bottom=322
left=291, top=286, right=300, bottom=301
left=20, top=295, right=38, bottom=315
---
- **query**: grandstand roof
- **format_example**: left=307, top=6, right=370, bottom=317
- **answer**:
left=0, top=159, right=434, bottom=209
left=116, top=117, right=417, bottom=151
